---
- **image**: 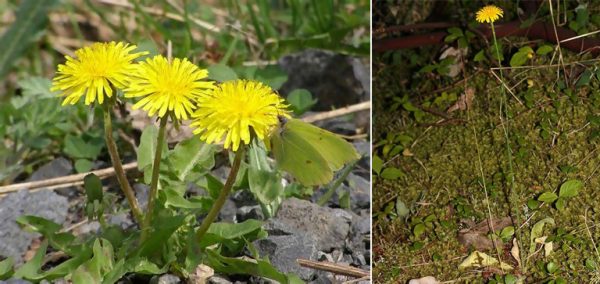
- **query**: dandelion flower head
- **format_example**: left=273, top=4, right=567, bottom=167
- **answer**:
left=125, top=55, right=215, bottom=120
left=51, top=42, right=147, bottom=106
left=191, top=80, right=290, bottom=151
left=476, top=5, right=503, bottom=24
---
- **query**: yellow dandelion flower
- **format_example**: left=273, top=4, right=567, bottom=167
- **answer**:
left=51, top=41, right=147, bottom=106
left=191, top=80, right=290, bottom=151
left=476, top=5, right=503, bottom=24
left=124, top=55, right=215, bottom=120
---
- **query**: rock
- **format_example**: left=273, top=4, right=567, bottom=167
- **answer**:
left=217, top=198, right=236, bottom=222
left=108, top=212, right=134, bottom=229
left=351, top=215, right=371, bottom=237
left=278, top=49, right=368, bottom=110
left=264, top=198, right=353, bottom=251
left=0, top=190, right=68, bottom=264
left=230, top=190, right=257, bottom=207
left=0, top=279, right=33, bottom=284
left=27, top=158, right=74, bottom=197
left=208, top=275, right=232, bottom=284
left=236, top=205, right=264, bottom=221
left=154, top=274, right=181, bottom=284
left=310, top=270, right=333, bottom=284
left=253, top=234, right=318, bottom=280
left=28, top=157, right=72, bottom=182
left=134, top=183, right=150, bottom=211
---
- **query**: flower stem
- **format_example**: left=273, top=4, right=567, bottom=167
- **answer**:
left=141, top=116, right=168, bottom=241
left=491, top=22, right=524, bottom=272
left=103, top=107, right=143, bottom=224
left=195, top=148, right=245, bottom=242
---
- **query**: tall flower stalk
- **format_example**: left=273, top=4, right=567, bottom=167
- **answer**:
left=191, top=80, right=290, bottom=240
left=51, top=42, right=147, bottom=224
left=124, top=55, right=215, bottom=241
left=477, top=4, right=524, bottom=272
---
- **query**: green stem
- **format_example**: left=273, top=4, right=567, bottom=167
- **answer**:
left=196, top=148, right=245, bottom=242
left=491, top=23, right=524, bottom=272
left=103, top=107, right=143, bottom=224
left=141, top=116, right=168, bottom=241
left=317, top=161, right=357, bottom=206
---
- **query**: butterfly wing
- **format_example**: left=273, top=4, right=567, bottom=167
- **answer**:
left=271, top=125, right=333, bottom=186
left=286, top=119, right=360, bottom=171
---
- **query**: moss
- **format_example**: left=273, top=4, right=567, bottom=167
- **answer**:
left=373, top=53, right=600, bottom=283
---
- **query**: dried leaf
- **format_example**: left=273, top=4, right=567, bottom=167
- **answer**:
left=458, top=217, right=512, bottom=251
left=511, top=238, right=521, bottom=267
left=408, top=276, right=440, bottom=284
left=189, top=264, right=214, bottom=284
left=544, top=241, right=553, bottom=257
left=458, top=251, right=513, bottom=271
left=447, top=87, right=475, bottom=113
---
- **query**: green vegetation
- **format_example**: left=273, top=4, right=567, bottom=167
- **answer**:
left=0, top=0, right=369, bottom=283
left=373, top=1, right=600, bottom=283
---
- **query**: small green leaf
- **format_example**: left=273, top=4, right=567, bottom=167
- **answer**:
left=287, top=89, right=317, bottom=115
left=63, top=135, right=103, bottom=160
left=395, top=198, right=410, bottom=218
left=576, top=69, right=593, bottom=87
left=169, top=137, right=216, bottom=181
left=380, top=167, right=404, bottom=180
left=137, top=125, right=166, bottom=171
left=84, top=174, right=103, bottom=203
left=504, top=274, right=517, bottom=284
left=555, top=197, right=566, bottom=211
left=413, top=223, right=426, bottom=238
left=559, top=179, right=582, bottom=198
left=0, top=257, right=14, bottom=280
left=536, top=45, right=554, bottom=55
left=538, top=191, right=558, bottom=203
left=510, top=51, right=530, bottom=67
left=530, top=217, right=555, bottom=254
left=373, top=155, right=383, bottom=175
left=474, top=50, right=486, bottom=62
left=555, top=277, right=567, bottom=284
left=207, top=64, right=238, bottom=82
left=500, top=226, right=515, bottom=240
left=75, top=159, right=93, bottom=173
left=527, top=199, right=540, bottom=210
left=546, top=261, right=558, bottom=274
left=14, top=241, right=47, bottom=279
left=585, top=258, right=597, bottom=270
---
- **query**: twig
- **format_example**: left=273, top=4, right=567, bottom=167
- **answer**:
left=0, top=162, right=137, bottom=195
left=296, top=259, right=369, bottom=278
left=302, top=101, right=370, bottom=123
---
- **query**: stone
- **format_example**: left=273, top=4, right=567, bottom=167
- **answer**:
left=108, top=212, right=134, bottom=229
left=0, top=279, right=32, bottom=284
left=253, top=234, right=318, bottom=280
left=217, top=198, right=236, bottom=222
left=155, top=274, right=181, bottom=284
left=27, top=157, right=72, bottom=182
left=27, top=158, right=74, bottom=197
left=278, top=49, right=368, bottom=110
left=230, top=190, right=257, bottom=207
left=0, top=190, right=68, bottom=264
left=133, top=184, right=150, bottom=211
left=263, top=198, right=353, bottom=251
left=236, top=205, right=264, bottom=222
left=208, top=275, right=232, bottom=284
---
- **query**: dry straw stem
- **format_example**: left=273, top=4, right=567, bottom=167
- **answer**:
left=296, top=259, right=369, bottom=278
left=0, top=162, right=137, bottom=195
